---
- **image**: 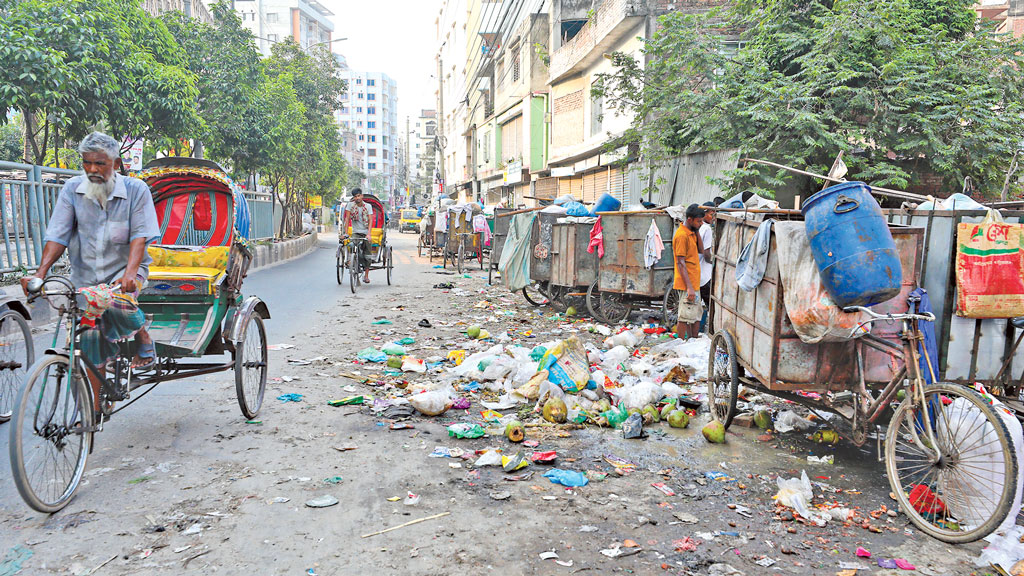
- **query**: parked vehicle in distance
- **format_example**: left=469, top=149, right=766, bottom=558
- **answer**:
left=399, top=208, right=422, bottom=233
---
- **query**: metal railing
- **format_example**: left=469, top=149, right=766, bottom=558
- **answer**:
left=243, top=191, right=275, bottom=240
left=0, top=161, right=81, bottom=274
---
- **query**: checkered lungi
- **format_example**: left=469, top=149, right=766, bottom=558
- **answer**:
left=78, top=282, right=146, bottom=367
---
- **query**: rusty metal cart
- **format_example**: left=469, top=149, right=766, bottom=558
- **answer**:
left=586, top=211, right=677, bottom=324
left=488, top=208, right=513, bottom=285
left=443, top=206, right=484, bottom=274
left=546, top=219, right=600, bottom=313
left=707, top=211, right=1018, bottom=543
left=521, top=210, right=561, bottom=307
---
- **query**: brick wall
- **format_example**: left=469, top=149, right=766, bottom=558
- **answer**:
left=552, top=90, right=585, bottom=149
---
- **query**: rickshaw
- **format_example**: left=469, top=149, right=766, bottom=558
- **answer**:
left=336, top=193, right=393, bottom=293
left=417, top=211, right=437, bottom=258
left=442, top=205, right=485, bottom=274
left=9, top=157, right=270, bottom=512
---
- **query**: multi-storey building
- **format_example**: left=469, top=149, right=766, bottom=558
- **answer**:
left=435, top=0, right=471, bottom=202
left=141, top=0, right=213, bottom=23
left=413, top=110, right=438, bottom=204
left=977, top=0, right=1024, bottom=37
left=336, top=62, right=400, bottom=202
left=232, top=0, right=335, bottom=55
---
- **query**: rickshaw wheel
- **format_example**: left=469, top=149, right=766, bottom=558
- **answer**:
left=336, top=245, right=345, bottom=286
left=417, top=236, right=423, bottom=258
left=349, top=246, right=360, bottom=294
left=386, top=247, right=393, bottom=286
left=0, top=309, right=34, bottom=422
left=707, top=331, right=739, bottom=428
left=10, top=354, right=92, bottom=513
left=235, top=314, right=268, bottom=420
left=885, top=383, right=1018, bottom=543
left=522, top=282, right=548, bottom=307
left=600, top=292, right=632, bottom=324
left=661, top=286, right=681, bottom=329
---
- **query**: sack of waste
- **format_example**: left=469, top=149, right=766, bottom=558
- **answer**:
left=540, top=336, right=592, bottom=393
left=408, top=388, right=453, bottom=416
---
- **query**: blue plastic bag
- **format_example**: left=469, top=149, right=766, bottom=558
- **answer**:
left=357, top=347, right=388, bottom=363
left=564, top=201, right=591, bottom=217
left=543, top=468, right=589, bottom=487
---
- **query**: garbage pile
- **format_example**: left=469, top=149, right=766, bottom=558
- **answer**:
left=349, top=316, right=713, bottom=437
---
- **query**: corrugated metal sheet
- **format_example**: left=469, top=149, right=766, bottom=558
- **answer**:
left=650, top=149, right=739, bottom=206
left=582, top=172, right=599, bottom=203
left=534, top=177, right=557, bottom=200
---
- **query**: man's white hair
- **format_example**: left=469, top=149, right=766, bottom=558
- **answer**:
left=77, top=132, right=120, bottom=160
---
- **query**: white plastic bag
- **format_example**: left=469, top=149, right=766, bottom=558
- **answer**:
left=603, top=329, right=642, bottom=349
left=975, top=525, right=1024, bottom=572
left=774, top=410, right=815, bottom=433
left=475, top=450, right=503, bottom=467
left=601, top=346, right=630, bottom=369
left=408, top=388, right=453, bottom=416
left=775, top=470, right=813, bottom=518
left=613, top=381, right=665, bottom=411
left=401, top=357, right=426, bottom=373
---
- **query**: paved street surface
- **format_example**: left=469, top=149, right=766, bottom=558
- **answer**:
left=0, top=233, right=995, bottom=575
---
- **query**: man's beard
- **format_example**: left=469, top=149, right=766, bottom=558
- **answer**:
left=83, top=176, right=114, bottom=209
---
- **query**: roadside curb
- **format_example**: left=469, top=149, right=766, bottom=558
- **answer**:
left=3, top=233, right=318, bottom=328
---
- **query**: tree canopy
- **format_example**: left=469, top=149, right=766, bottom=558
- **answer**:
left=593, top=0, right=1024, bottom=198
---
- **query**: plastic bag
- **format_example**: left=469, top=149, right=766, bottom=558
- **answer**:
left=614, top=381, right=666, bottom=411
left=515, top=369, right=547, bottom=400
left=975, top=526, right=1024, bottom=573
left=601, top=346, right=630, bottom=369
left=774, top=470, right=813, bottom=518
left=956, top=214, right=1024, bottom=318
left=402, top=357, right=426, bottom=373
left=447, top=423, right=486, bottom=439
left=357, top=347, right=387, bottom=363
left=564, top=201, right=591, bottom=217
left=774, top=410, right=815, bottom=433
left=543, top=468, right=589, bottom=487
left=601, top=405, right=629, bottom=428
left=475, top=450, right=503, bottom=467
left=382, top=343, right=406, bottom=356
left=408, top=389, right=453, bottom=416
left=540, top=336, right=591, bottom=393
left=603, top=329, right=642, bottom=349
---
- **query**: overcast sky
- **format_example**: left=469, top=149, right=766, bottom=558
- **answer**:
left=321, top=0, right=441, bottom=125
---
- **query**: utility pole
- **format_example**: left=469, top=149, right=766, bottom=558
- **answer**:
left=406, top=116, right=412, bottom=205
left=436, top=52, right=446, bottom=208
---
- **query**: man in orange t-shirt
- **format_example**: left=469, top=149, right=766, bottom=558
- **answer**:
left=673, top=204, right=705, bottom=338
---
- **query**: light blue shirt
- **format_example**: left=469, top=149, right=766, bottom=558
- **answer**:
left=44, top=173, right=161, bottom=288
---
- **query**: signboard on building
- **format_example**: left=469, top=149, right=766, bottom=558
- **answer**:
left=503, top=160, right=523, bottom=185
left=308, top=195, right=323, bottom=209
left=122, top=138, right=144, bottom=171
left=550, top=166, right=574, bottom=178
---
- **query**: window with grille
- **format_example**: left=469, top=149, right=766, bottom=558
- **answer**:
left=368, top=148, right=377, bottom=157
left=511, top=44, right=521, bottom=83
left=266, top=12, right=277, bottom=22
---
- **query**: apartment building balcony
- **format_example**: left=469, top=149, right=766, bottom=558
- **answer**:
left=548, top=0, right=647, bottom=84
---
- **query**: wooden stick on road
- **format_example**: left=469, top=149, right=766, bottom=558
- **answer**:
left=360, top=512, right=451, bottom=538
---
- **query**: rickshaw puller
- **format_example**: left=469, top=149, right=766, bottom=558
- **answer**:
left=21, top=132, right=161, bottom=407
left=341, top=188, right=373, bottom=283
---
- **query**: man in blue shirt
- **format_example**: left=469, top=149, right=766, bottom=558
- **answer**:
left=21, top=132, right=161, bottom=404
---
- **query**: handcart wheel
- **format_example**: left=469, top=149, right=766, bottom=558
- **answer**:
left=488, top=265, right=494, bottom=286
left=235, top=314, right=268, bottom=420
left=0, top=309, right=34, bottom=423
left=661, top=286, right=680, bottom=329
left=599, top=291, right=632, bottom=324
left=586, top=281, right=605, bottom=322
left=884, top=383, right=1018, bottom=543
left=707, top=331, right=740, bottom=428
left=386, top=247, right=393, bottom=286
left=457, top=243, right=466, bottom=274
left=522, top=282, right=548, bottom=307
left=10, top=354, right=93, bottom=513
left=547, top=286, right=568, bottom=313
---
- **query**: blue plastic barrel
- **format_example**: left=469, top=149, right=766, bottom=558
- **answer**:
left=801, top=182, right=902, bottom=307
left=591, top=192, right=621, bottom=215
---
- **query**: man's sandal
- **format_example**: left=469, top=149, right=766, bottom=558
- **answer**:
left=134, top=339, right=157, bottom=371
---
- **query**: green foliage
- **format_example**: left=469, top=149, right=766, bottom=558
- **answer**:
left=0, top=114, right=23, bottom=162
left=42, top=147, right=80, bottom=170
left=0, top=0, right=199, bottom=163
left=593, top=0, right=1024, bottom=198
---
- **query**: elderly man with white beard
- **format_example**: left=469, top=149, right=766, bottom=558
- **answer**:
left=21, top=132, right=161, bottom=407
